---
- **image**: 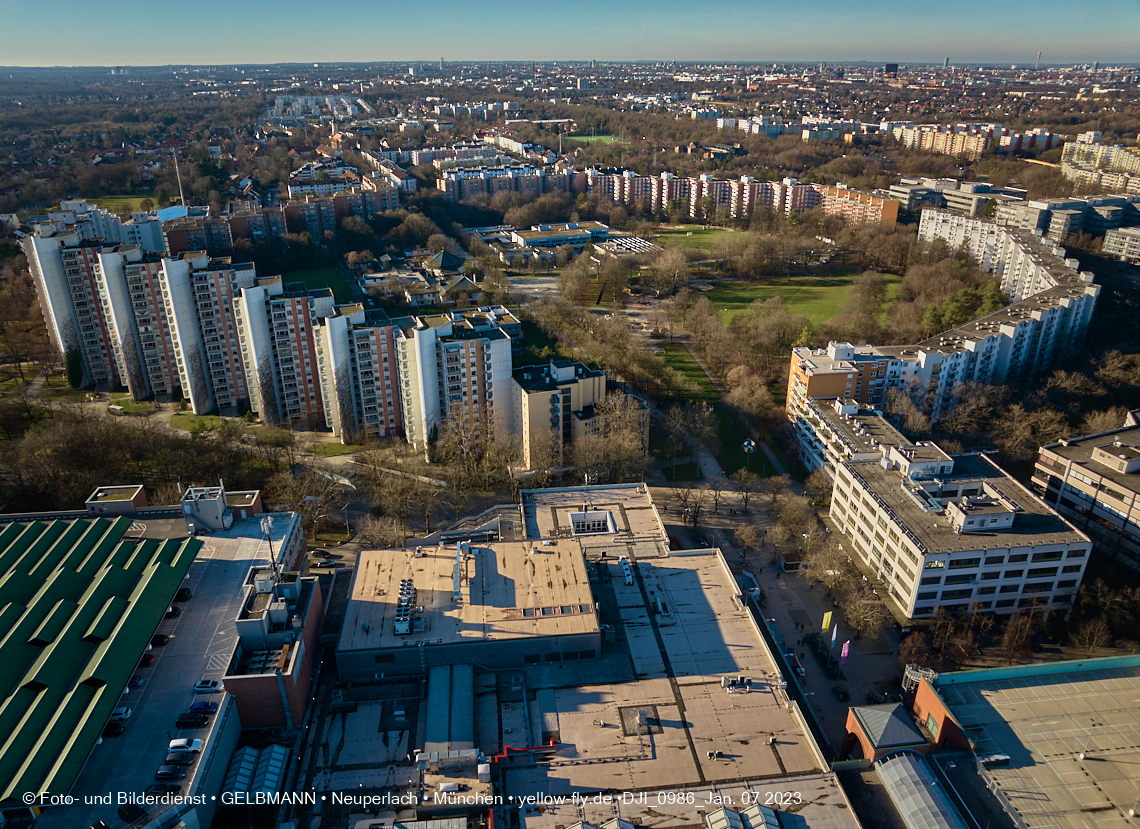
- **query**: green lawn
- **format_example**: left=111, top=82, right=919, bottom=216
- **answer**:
left=170, top=413, right=222, bottom=432
left=564, top=135, right=623, bottom=145
left=307, top=442, right=362, bottom=457
left=705, top=273, right=902, bottom=329
left=282, top=266, right=356, bottom=303
left=87, top=193, right=156, bottom=213
left=117, top=400, right=155, bottom=415
left=40, top=385, right=96, bottom=402
left=660, top=343, right=774, bottom=477
left=654, top=225, right=740, bottom=256
left=661, top=342, right=718, bottom=402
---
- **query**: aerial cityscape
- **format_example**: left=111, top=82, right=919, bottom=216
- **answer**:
left=1, top=13, right=1139, bottom=829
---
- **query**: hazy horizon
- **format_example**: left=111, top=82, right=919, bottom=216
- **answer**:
left=1, top=0, right=1136, bottom=68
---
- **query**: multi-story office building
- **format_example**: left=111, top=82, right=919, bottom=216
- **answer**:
left=831, top=445, right=1091, bottom=621
left=511, top=360, right=607, bottom=469
left=888, top=177, right=1027, bottom=219
left=1032, top=412, right=1140, bottom=570
left=994, top=194, right=1140, bottom=242
left=796, top=397, right=910, bottom=477
left=787, top=212, right=1101, bottom=428
left=511, top=221, right=609, bottom=251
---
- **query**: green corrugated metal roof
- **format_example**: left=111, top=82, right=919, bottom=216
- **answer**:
left=0, top=516, right=202, bottom=798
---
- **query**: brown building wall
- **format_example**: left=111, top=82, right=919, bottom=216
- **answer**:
left=911, top=679, right=970, bottom=751
left=224, top=674, right=286, bottom=730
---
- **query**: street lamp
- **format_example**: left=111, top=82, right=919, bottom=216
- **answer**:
left=342, top=504, right=350, bottom=537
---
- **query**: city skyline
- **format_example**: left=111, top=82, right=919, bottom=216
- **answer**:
left=1, top=0, right=1137, bottom=67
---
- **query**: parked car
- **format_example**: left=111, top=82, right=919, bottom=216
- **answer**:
left=189, top=701, right=218, bottom=715
left=168, top=738, right=203, bottom=753
left=109, top=706, right=131, bottom=723
left=88, top=822, right=111, bottom=829
left=150, top=634, right=170, bottom=647
left=193, top=679, right=222, bottom=694
left=154, top=765, right=188, bottom=781
left=139, top=653, right=155, bottom=667
left=101, top=722, right=125, bottom=738
left=317, top=559, right=337, bottom=567
left=174, top=587, right=193, bottom=601
left=128, top=675, right=146, bottom=688
left=164, top=606, right=182, bottom=618
left=164, top=752, right=195, bottom=766
left=117, top=803, right=148, bottom=824
left=145, top=783, right=182, bottom=796
left=174, top=712, right=210, bottom=728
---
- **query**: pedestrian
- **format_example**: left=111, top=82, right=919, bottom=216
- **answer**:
left=810, top=583, right=814, bottom=591
left=758, top=567, right=763, bottom=575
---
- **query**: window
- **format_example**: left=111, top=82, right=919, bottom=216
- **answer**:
left=999, top=584, right=1019, bottom=593
left=1061, top=564, right=1082, bottom=574
left=924, top=560, right=945, bottom=569
left=984, top=556, right=1005, bottom=566
left=917, top=591, right=938, bottom=601
left=981, top=572, right=1000, bottom=581
left=977, top=586, right=997, bottom=595
left=949, top=557, right=981, bottom=569
left=1008, top=553, right=1029, bottom=563
left=942, top=589, right=973, bottom=600
left=1057, top=579, right=1077, bottom=588
left=1024, top=582, right=1053, bottom=592
left=1028, top=567, right=1058, bottom=578
left=945, top=574, right=973, bottom=585
left=995, top=599, right=1016, bottom=608
left=1031, top=550, right=1063, bottom=562
left=1066, top=549, right=1087, bottom=558
left=920, top=576, right=942, bottom=586
left=1003, top=570, right=1024, bottom=579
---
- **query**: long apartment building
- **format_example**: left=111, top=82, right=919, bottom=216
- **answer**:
left=581, top=169, right=899, bottom=227
left=436, top=165, right=571, bottom=202
left=787, top=212, right=1100, bottom=427
left=1032, top=411, right=1140, bottom=570
left=831, top=443, right=1091, bottom=621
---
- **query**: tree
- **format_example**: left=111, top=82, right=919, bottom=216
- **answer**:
left=735, top=524, right=762, bottom=555
left=999, top=613, right=1037, bottom=666
left=762, top=473, right=792, bottom=507
left=1069, top=617, right=1112, bottom=657
left=710, top=475, right=728, bottom=514
left=841, top=584, right=893, bottom=642
left=356, top=515, right=408, bottom=548
left=804, top=469, right=833, bottom=505
left=731, top=468, right=759, bottom=512
left=800, top=540, right=851, bottom=593
left=898, top=632, right=937, bottom=671
left=647, top=247, right=690, bottom=293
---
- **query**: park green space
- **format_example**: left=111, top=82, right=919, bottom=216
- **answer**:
left=307, top=442, right=362, bottom=457
left=660, top=342, right=774, bottom=477
left=705, top=273, right=902, bottom=328
left=87, top=193, right=157, bottom=213
left=281, top=266, right=356, bottom=303
left=564, top=135, right=623, bottom=145
left=654, top=225, right=739, bottom=255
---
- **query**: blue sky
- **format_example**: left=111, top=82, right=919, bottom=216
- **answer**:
left=0, top=0, right=1136, bottom=66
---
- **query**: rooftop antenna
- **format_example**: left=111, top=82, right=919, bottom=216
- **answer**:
left=173, top=151, right=186, bottom=207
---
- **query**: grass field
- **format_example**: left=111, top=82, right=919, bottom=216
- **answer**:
left=655, top=225, right=740, bottom=256
left=87, top=193, right=157, bottom=213
left=170, top=413, right=222, bottom=432
left=282, top=266, right=356, bottom=303
left=705, top=273, right=902, bottom=328
left=564, top=135, right=623, bottom=145
left=660, top=343, right=774, bottom=477
left=307, top=442, right=362, bottom=457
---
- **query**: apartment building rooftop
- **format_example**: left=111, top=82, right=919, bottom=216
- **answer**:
left=1040, top=424, right=1140, bottom=492
left=843, top=453, right=1087, bottom=556
left=514, top=359, right=604, bottom=392
left=810, top=398, right=908, bottom=456
left=339, top=539, right=598, bottom=654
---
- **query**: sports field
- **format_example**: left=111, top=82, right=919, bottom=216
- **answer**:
left=654, top=225, right=739, bottom=255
